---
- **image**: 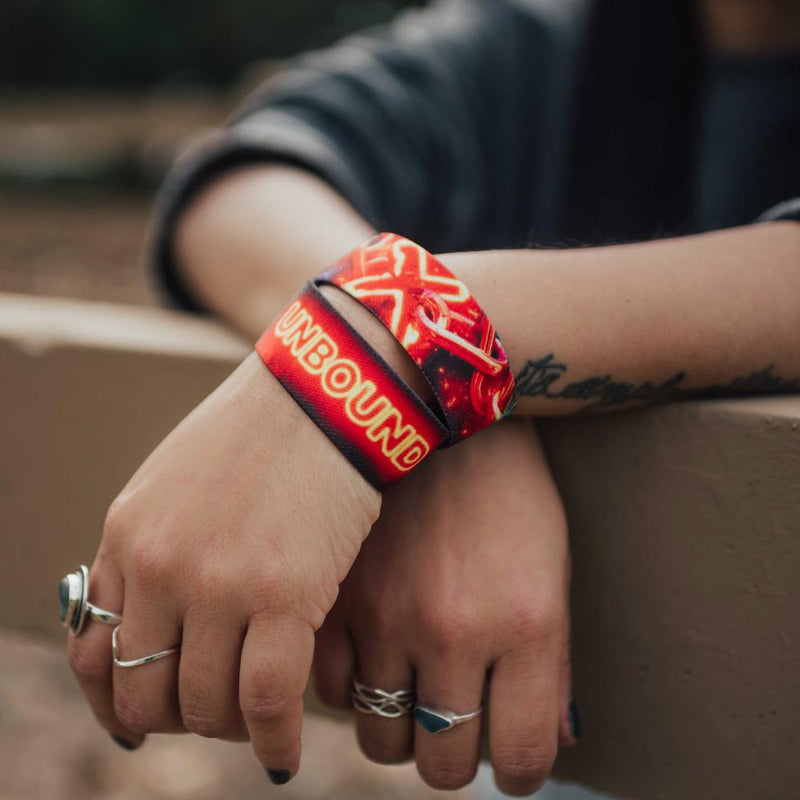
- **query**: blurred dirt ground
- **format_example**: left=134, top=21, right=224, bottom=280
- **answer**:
left=0, top=190, right=156, bottom=305
left=1, top=630, right=479, bottom=800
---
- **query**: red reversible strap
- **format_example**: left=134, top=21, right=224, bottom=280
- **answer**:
left=317, top=233, right=517, bottom=443
left=256, top=283, right=448, bottom=491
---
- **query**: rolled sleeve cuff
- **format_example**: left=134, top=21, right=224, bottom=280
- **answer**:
left=147, top=109, right=380, bottom=312
left=756, top=197, right=800, bottom=224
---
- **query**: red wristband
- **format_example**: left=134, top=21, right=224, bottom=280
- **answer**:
left=317, top=233, right=517, bottom=443
left=256, top=283, right=448, bottom=490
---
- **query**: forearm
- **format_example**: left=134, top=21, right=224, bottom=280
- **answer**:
left=441, top=222, right=800, bottom=415
left=175, top=167, right=800, bottom=418
left=174, top=164, right=375, bottom=340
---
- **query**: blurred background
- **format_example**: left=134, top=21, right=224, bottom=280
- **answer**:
left=0, top=3, right=463, bottom=799
left=0, top=3, right=599, bottom=798
left=0, top=0, right=422, bottom=307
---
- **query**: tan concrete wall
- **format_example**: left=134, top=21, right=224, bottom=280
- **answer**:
left=2, top=292, right=798, bottom=799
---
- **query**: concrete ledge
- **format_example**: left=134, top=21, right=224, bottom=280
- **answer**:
left=2, top=292, right=798, bottom=799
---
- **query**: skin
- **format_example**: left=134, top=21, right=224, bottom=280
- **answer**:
left=68, top=352, right=380, bottom=771
left=69, top=166, right=576, bottom=792
left=67, top=1, right=800, bottom=789
left=314, top=418, right=574, bottom=796
left=68, top=165, right=800, bottom=788
left=443, top=221, right=800, bottom=417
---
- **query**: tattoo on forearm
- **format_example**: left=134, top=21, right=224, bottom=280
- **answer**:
left=515, top=354, right=800, bottom=410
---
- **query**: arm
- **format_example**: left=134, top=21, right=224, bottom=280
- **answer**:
left=176, top=164, right=800, bottom=417
left=440, top=221, right=800, bottom=414
left=72, top=2, right=548, bottom=757
left=152, top=0, right=552, bottom=316
left=173, top=165, right=375, bottom=339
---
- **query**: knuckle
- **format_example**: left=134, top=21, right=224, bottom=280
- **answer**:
left=102, top=493, right=131, bottom=544
left=67, top=641, right=106, bottom=684
left=191, top=566, right=220, bottom=602
left=129, top=537, right=172, bottom=591
left=418, top=602, right=476, bottom=651
left=240, top=689, right=290, bottom=727
left=419, top=758, right=477, bottom=791
left=245, top=570, right=294, bottom=616
left=114, top=691, right=154, bottom=735
left=493, top=741, right=556, bottom=793
left=368, top=594, right=404, bottom=635
left=506, top=597, right=564, bottom=645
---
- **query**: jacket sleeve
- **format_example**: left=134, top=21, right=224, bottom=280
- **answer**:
left=757, top=198, right=800, bottom=224
left=148, top=0, right=559, bottom=310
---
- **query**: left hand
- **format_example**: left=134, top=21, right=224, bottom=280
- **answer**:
left=66, top=353, right=381, bottom=780
left=313, top=418, right=576, bottom=796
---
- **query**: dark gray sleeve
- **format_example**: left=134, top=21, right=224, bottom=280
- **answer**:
left=757, top=198, right=800, bottom=224
left=148, top=0, right=560, bottom=311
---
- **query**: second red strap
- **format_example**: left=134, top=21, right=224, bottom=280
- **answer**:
left=256, top=283, right=448, bottom=490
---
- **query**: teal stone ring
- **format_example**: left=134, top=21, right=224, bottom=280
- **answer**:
left=414, top=704, right=483, bottom=734
left=59, top=565, right=122, bottom=635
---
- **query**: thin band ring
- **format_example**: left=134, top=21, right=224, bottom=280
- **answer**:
left=112, top=625, right=180, bottom=669
left=87, top=604, right=123, bottom=625
left=414, top=703, right=484, bottom=734
left=351, top=677, right=415, bottom=718
left=59, top=565, right=122, bottom=635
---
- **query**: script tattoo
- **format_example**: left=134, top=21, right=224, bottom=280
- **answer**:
left=515, top=354, right=800, bottom=410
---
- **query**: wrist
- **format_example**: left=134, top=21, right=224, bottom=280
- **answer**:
left=254, top=233, right=516, bottom=490
left=317, top=285, right=435, bottom=408
left=241, top=350, right=382, bottom=520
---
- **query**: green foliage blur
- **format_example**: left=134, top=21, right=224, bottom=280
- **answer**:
left=1, top=0, right=423, bottom=88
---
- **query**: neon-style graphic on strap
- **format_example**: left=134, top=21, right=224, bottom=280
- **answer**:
left=318, top=234, right=516, bottom=442
left=257, top=283, right=447, bottom=490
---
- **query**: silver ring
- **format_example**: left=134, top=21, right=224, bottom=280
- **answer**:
left=59, top=565, right=122, bottom=635
left=351, top=677, right=415, bottom=718
left=414, top=704, right=483, bottom=734
left=112, top=625, right=180, bottom=669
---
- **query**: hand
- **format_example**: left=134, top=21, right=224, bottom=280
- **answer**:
left=313, top=418, right=575, bottom=796
left=67, top=353, right=380, bottom=780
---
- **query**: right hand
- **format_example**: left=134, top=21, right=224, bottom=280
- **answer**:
left=314, top=418, right=576, bottom=796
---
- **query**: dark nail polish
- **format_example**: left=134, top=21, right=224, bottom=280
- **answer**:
left=568, top=700, right=581, bottom=740
left=110, top=734, right=138, bottom=751
left=267, top=769, right=291, bottom=785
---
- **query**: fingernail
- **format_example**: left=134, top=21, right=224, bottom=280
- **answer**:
left=568, top=699, right=581, bottom=740
left=110, top=734, right=138, bottom=751
left=266, top=769, right=291, bottom=785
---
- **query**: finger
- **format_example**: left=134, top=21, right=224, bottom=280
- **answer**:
left=489, top=645, right=560, bottom=797
left=178, top=606, right=248, bottom=741
left=413, top=657, right=485, bottom=791
left=352, top=632, right=414, bottom=765
left=67, top=551, right=144, bottom=749
left=313, top=617, right=356, bottom=710
left=240, top=614, right=312, bottom=784
left=111, top=584, right=183, bottom=735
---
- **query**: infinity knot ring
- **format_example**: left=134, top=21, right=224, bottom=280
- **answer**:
left=414, top=704, right=483, bottom=733
left=58, top=565, right=122, bottom=635
left=351, top=677, right=415, bottom=718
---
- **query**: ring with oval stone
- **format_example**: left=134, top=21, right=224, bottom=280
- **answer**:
left=58, top=565, right=122, bottom=635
